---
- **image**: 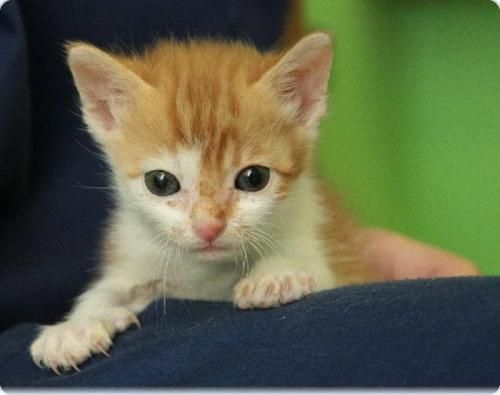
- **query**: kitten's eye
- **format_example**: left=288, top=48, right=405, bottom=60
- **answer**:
left=235, top=166, right=270, bottom=192
left=144, top=170, right=180, bottom=196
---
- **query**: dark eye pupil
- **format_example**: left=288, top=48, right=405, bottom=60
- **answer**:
left=246, top=168, right=262, bottom=186
left=145, top=170, right=180, bottom=196
left=154, top=172, right=168, bottom=189
left=235, top=166, right=270, bottom=192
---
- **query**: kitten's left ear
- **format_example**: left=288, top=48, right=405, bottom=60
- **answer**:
left=66, top=42, right=152, bottom=144
left=258, top=32, right=333, bottom=134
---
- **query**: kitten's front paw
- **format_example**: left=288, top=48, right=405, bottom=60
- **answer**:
left=233, top=271, right=316, bottom=310
left=30, top=307, right=140, bottom=374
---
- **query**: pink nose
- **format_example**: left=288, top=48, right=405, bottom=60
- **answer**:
left=194, top=220, right=225, bottom=243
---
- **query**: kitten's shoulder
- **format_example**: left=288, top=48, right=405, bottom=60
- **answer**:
left=316, top=181, right=381, bottom=285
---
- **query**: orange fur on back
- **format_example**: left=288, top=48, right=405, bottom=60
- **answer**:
left=318, top=184, right=381, bottom=285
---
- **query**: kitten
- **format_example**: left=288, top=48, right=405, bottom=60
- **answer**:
left=30, top=32, right=378, bottom=373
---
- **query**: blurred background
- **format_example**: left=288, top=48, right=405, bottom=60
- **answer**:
left=298, top=0, right=500, bottom=274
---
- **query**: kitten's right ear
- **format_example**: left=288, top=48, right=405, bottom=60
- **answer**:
left=67, top=42, right=149, bottom=142
left=257, top=32, right=333, bottom=135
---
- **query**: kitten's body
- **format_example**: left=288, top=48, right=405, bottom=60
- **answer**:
left=31, top=33, right=378, bottom=373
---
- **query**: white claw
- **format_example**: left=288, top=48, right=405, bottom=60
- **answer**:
left=97, top=344, right=110, bottom=357
left=131, top=315, right=142, bottom=329
left=50, top=361, right=61, bottom=376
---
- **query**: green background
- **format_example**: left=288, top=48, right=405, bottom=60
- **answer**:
left=305, top=0, right=500, bottom=274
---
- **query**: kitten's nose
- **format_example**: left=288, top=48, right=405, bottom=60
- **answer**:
left=194, top=220, right=226, bottom=243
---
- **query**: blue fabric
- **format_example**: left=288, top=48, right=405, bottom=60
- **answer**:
left=0, top=0, right=289, bottom=331
left=1, top=277, right=500, bottom=387
left=0, top=0, right=30, bottom=218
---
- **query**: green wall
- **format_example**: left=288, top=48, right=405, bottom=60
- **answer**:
left=305, top=0, right=500, bottom=274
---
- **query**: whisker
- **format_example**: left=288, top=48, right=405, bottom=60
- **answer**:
left=245, top=233, right=267, bottom=261
left=253, top=227, right=287, bottom=252
left=161, top=242, right=175, bottom=316
left=73, top=137, right=107, bottom=162
left=56, top=179, right=115, bottom=193
left=237, top=234, right=250, bottom=278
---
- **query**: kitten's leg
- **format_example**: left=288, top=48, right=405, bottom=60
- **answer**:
left=30, top=273, right=157, bottom=373
left=233, top=256, right=332, bottom=310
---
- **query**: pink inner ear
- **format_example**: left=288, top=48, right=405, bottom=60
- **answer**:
left=292, top=51, right=331, bottom=122
left=73, top=62, right=125, bottom=132
left=266, top=41, right=332, bottom=129
left=294, top=69, right=320, bottom=120
left=89, top=99, right=114, bottom=131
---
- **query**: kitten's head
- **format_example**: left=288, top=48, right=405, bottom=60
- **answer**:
left=67, top=33, right=332, bottom=261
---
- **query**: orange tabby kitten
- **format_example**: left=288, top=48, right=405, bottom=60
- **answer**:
left=30, top=33, right=378, bottom=373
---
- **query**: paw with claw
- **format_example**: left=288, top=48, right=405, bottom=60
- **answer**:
left=233, top=270, right=316, bottom=309
left=30, top=307, right=140, bottom=374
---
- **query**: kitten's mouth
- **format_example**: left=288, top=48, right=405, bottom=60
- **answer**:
left=191, top=243, right=230, bottom=255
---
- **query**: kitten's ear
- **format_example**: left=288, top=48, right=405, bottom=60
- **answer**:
left=67, top=42, right=150, bottom=142
left=259, top=32, right=333, bottom=133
